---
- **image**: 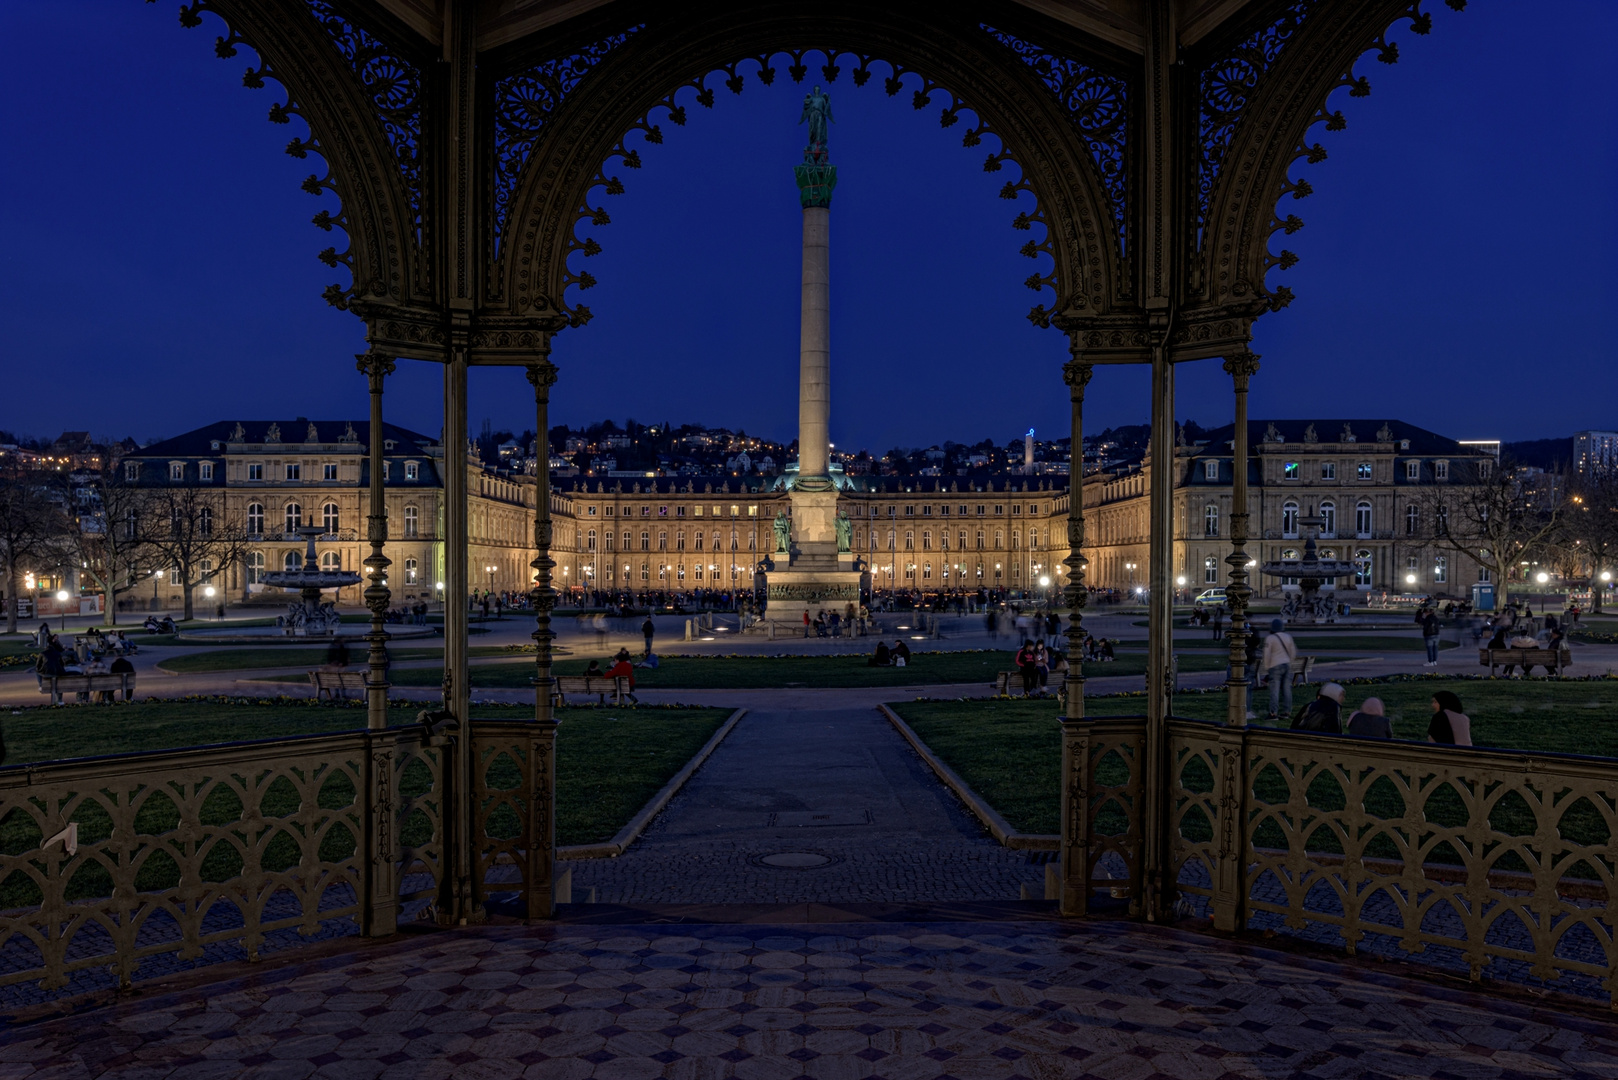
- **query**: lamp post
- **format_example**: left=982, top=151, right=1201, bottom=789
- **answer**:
left=204, top=585, right=217, bottom=620
left=436, top=580, right=445, bottom=617
left=1125, top=561, right=1137, bottom=596
left=55, top=589, right=69, bottom=632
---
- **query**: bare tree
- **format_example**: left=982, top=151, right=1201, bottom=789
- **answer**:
left=54, top=475, right=155, bottom=626
left=1423, top=457, right=1562, bottom=606
left=137, top=486, right=245, bottom=621
left=1562, top=469, right=1618, bottom=613
left=0, top=458, right=70, bottom=634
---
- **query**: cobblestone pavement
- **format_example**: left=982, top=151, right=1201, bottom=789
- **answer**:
left=564, top=706, right=1044, bottom=905
left=6, top=917, right=1616, bottom=1079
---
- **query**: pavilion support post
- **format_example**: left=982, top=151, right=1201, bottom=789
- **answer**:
left=1211, top=351, right=1260, bottom=933
left=1143, top=348, right=1175, bottom=922
left=1058, top=354, right=1094, bottom=916
left=442, top=352, right=477, bottom=925
left=356, top=350, right=398, bottom=937
left=525, top=355, right=559, bottom=920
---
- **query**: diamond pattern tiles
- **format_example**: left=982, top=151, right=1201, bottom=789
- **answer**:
left=4, top=919, right=1615, bottom=1078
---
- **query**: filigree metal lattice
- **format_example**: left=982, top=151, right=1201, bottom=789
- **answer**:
left=1161, top=718, right=1618, bottom=1005
left=305, top=0, right=424, bottom=235
left=980, top=26, right=1128, bottom=243
left=0, top=727, right=443, bottom=1007
left=1196, top=0, right=1318, bottom=241
left=492, top=28, right=645, bottom=250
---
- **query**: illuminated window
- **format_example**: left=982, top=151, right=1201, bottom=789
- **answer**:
left=1204, top=504, right=1219, bottom=537
left=404, top=506, right=418, bottom=537
left=1283, top=462, right=1299, bottom=480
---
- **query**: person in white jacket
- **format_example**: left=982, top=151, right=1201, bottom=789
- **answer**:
left=1260, top=618, right=1297, bottom=721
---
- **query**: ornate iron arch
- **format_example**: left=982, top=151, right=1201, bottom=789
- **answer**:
left=480, top=3, right=1133, bottom=344
left=162, top=0, right=434, bottom=314
left=1188, top=0, right=1469, bottom=318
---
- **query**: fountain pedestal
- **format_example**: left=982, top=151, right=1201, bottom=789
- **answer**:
left=259, top=528, right=364, bottom=637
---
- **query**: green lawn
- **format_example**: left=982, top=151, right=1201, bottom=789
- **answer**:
left=157, top=647, right=449, bottom=673
left=373, top=650, right=1231, bottom=690
left=0, top=700, right=731, bottom=904
left=892, top=679, right=1618, bottom=850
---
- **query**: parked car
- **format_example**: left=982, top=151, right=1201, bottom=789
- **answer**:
left=1193, top=588, right=1227, bottom=605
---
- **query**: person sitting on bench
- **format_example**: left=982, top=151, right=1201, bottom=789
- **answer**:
left=869, top=640, right=891, bottom=667
left=607, top=651, right=639, bottom=704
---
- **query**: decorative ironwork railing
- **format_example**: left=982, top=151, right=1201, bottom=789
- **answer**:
left=0, top=725, right=446, bottom=1010
left=1156, top=717, right=1618, bottom=1004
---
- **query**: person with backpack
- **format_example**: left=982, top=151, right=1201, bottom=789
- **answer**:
left=1260, top=618, right=1297, bottom=721
left=1292, top=682, right=1345, bottom=734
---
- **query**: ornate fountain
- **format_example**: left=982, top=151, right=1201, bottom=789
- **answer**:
left=259, top=527, right=362, bottom=636
left=1258, top=513, right=1359, bottom=624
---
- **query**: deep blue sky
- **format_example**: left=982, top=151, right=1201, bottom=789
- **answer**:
left=2, top=2, right=1612, bottom=451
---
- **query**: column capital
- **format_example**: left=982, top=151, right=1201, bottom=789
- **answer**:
left=525, top=360, right=559, bottom=395
left=355, top=351, right=397, bottom=387
left=1221, top=351, right=1260, bottom=387
left=1062, top=359, right=1094, bottom=397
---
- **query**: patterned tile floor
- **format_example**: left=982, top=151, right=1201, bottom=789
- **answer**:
left=4, top=913, right=1615, bottom=1079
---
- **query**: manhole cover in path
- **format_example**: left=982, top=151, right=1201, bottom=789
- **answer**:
left=753, top=851, right=840, bottom=869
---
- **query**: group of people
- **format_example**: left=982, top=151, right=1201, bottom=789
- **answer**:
left=866, top=639, right=913, bottom=667
left=1289, top=682, right=1472, bottom=745
left=804, top=605, right=865, bottom=638
left=579, top=649, right=644, bottom=703
left=1012, top=639, right=1064, bottom=696
left=34, top=631, right=136, bottom=700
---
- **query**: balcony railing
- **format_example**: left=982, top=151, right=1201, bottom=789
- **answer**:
left=1067, top=715, right=1618, bottom=1006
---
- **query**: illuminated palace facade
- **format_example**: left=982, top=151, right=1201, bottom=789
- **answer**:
left=124, top=418, right=1490, bottom=606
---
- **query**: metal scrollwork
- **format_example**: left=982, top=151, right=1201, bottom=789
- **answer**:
left=981, top=26, right=1128, bottom=244
left=305, top=1, right=424, bottom=234
left=492, top=28, right=645, bottom=249
left=1196, top=1, right=1318, bottom=242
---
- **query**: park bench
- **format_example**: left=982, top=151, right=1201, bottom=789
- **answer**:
left=551, top=675, right=631, bottom=705
left=36, top=672, right=137, bottom=705
left=1479, top=647, right=1571, bottom=677
left=308, top=670, right=368, bottom=701
left=1289, top=655, right=1315, bottom=686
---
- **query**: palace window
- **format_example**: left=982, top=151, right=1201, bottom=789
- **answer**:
left=1204, top=460, right=1218, bottom=480
left=1357, top=462, right=1372, bottom=480
left=1355, top=549, right=1372, bottom=586
left=1434, top=460, right=1449, bottom=481
left=322, top=503, right=339, bottom=532
left=1205, top=556, right=1218, bottom=584
left=587, top=530, right=597, bottom=551
left=1407, top=554, right=1420, bottom=579
left=248, top=463, right=263, bottom=481
left=957, top=530, right=967, bottom=550
left=976, top=530, right=985, bottom=549
left=640, top=563, right=650, bottom=581
left=1320, top=502, right=1336, bottom=537
left=1355, top=501, right=1372, bottom=537
left=1321, top=462, right=1336, bottom=480
left=1479, top=460, right=1493, bottom=479
left=1204, top=504, right=1219, bottom=538
left=675, top=531, right=685, bottom=551
left=1434, top=555, right=1448, bottom=583
left=284, top=551, right=302, bottom=572
left=904, top=531, right=914, bottom=550
left=286, top=463, right=301, bottom=481
left=640, top=532, right=650, bottom=551
left=1282, top=502, right=1299, bottom=537
left=285, top=503, right=303, bottom=532
left=922, top=530, right=932, bottom=550
left=323, top=464, right=338, bottom=480
left=247, top=503, right=264, bottom=535
left=200, top=462, right=214, bottom=481
left=1405, top=460, right=1420, bottom=480
left=125, top=461, right=139, bottom=481
left=169, top=463, right=184, bottom=481
left=247, top=550, right=264, bottom=585
left=1406, top=504, right=1420, bottom=535
left=694, top=532, right=704, bottom=551
left=320, top=552, right=340, bottom=573
left=1283, top=462, right=1299, bottom=480
left=198, top=508, right=212, bottom=538
left=404, top=558, right=418, bottom=584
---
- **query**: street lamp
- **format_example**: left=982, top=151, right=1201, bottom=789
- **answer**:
left=1405, top=573, right=1416, bottom=585
left=55, top=589, right=69, bottom=631
left=204, top=585, right=217, bottom=620
left=1536, top=571, right=1549, bottom=584
left=1125, top=561, right=1137, bottom=593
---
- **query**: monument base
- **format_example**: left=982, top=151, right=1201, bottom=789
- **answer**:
left=764, top=558, right=862, bottom=628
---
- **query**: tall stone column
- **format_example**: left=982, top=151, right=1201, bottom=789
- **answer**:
left=797, top=206, right=831, bottom=487
left=1058, top=354, right=1093, bottom=916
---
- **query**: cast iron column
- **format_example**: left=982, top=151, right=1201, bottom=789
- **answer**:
left=526, top=357, right=559, bottom=919
left=443, top=353, right=475, bottom=924
left=1058, top=355, right=1093, bottom=915
left=358, top=351, right=395, bottom=732
left=1143, top=350, right=1176, bottom=922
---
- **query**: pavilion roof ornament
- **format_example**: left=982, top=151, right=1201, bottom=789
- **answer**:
left=1196, top=0, right=1319, bottom=244
left=305, top=0, right=424, bottom=235
left=492, top=27, right=645, bottom=250
left=981, top=25, right=1128, bottom=245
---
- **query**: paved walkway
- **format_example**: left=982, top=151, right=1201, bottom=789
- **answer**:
left=565, top=705, right=1043, bottom=905
left=6, top=915, right=1615, bottom=1078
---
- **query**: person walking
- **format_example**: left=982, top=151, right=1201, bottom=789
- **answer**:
left=1211, top=604, right=1224, bottom=640
left=1427, top=690, right=1472, bottom=745
left=1421, top=607, right=1441, bottom=667
left=641, top=616, right=655, bottom=657
left=1261, top=618, right=1297, bottom=721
